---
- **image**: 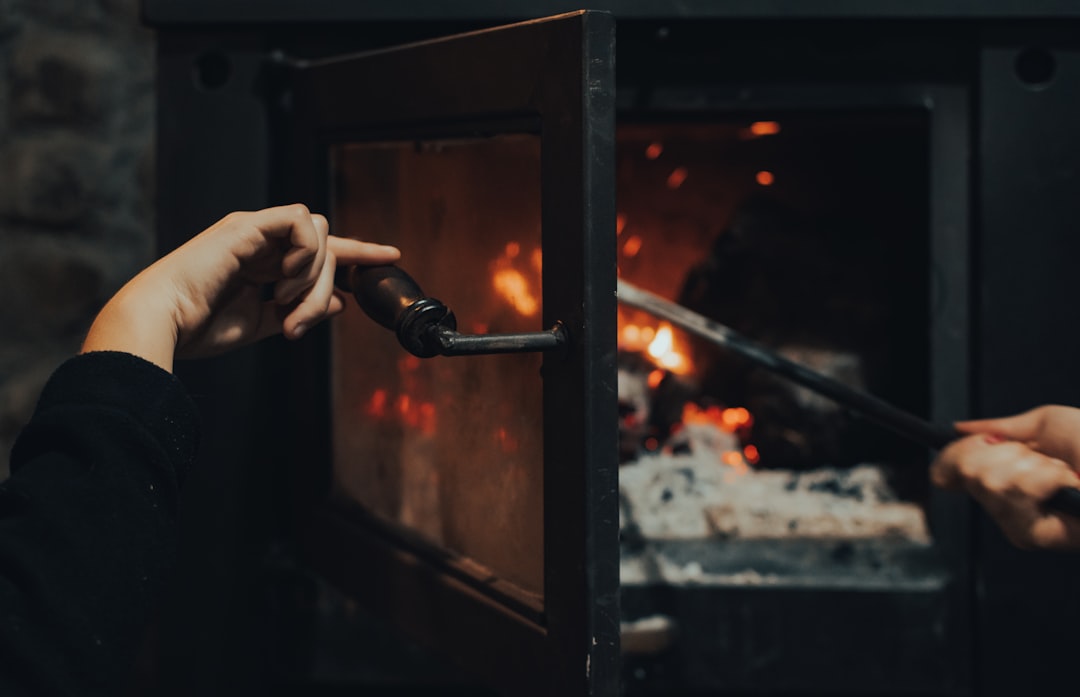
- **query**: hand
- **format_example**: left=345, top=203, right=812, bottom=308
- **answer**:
left=930, top=405, right=1080, bottom=549
left=81, top=204, right=400, bottom=371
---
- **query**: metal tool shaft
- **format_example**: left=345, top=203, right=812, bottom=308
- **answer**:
left=616, top=278, right=1080, bottom=518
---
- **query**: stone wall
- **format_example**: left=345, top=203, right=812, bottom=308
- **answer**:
left=0, top=0, right=155, bottom=475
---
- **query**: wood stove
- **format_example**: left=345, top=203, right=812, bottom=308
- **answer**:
left=146, top=3, right=1080, bottom=696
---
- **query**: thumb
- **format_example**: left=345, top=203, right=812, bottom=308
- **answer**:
left=955, top=409, right=1044, bottom=442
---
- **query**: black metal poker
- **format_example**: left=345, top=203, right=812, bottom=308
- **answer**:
left=616, top=277, right=1080, bottom=519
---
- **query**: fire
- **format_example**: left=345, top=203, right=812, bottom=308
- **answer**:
left=490, top=240, right=542, bottom=317
left=722, top=450, right=750, bottom=475
left=681, top=403, right=752, bottom=433
left=721, top=406, right=753, bottom=430
left=492, top=268, right=539, bottom=316
left=647, top=323, right=690, bottom=374
left=364, top=389, right=436, bottom=436
left=366, top=389, right=388, bottom=417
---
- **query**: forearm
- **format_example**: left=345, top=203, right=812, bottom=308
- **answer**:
left=81, top=267, right=183, bottom=373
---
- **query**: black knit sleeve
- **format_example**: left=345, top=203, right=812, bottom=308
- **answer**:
left=0, top=351, right=199, bottom=697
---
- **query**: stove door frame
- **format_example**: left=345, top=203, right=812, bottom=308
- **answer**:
left=287, top=12, right=619, bottom=697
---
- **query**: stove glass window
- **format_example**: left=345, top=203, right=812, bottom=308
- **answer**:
left=329, top=134, right=544, bottom=602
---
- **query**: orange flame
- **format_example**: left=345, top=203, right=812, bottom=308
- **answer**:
left=647, top=323, right=690, bottom=374
left=750, top=121, right=781, bottom=136
left=490, top=241, right=541, bottom=317
left=493, top=268, right=539, bottom=317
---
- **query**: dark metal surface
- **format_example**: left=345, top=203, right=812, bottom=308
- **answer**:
left=143, top=0, right=1080, bottom=24
left=289, top=11, right=619, bottom=697
left=977, top=30, right=1080, bottom=697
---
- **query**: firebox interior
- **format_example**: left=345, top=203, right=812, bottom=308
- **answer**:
left=615, top=112, right=940, bottom=585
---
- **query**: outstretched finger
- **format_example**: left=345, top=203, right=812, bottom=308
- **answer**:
left=328, top=236, right=401, bottom=266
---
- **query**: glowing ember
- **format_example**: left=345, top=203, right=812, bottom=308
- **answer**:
left=530, top=248, right=542, bottom=273
left=498, top=427, right=519, bottom=453
left=666, top=167, right=688, bottom=189
left=623, top=235, right=644, bottom=258
left=647, top=369, right=665, bottom=389
left=756, top=170, right=775, bottom=186
left=645, top=142, right=664, bottom=160
left=367, top=389, right=388, bottom=417
left=617, top=213, right=627, bottom=235
left=505, top=241, right=521, bottom=258
left=750, top=121, right=781, bottom=136
left=721, top=407, right=753, bottom=430
left=743, top=444, right=761, bottom=464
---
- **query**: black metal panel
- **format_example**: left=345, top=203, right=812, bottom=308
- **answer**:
left=153, top=31, right=295, bottom=697
left=289, top=12, right=619, bottom=697
left=977, top=28, right=1080, bottom=697
left=143, top=0, right=1080, bottom=25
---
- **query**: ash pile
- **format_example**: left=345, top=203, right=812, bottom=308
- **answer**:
left=617, top=354, right=938, bottom=589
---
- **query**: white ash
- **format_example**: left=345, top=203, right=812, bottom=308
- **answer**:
left=619, top=445, right=930, bottom=544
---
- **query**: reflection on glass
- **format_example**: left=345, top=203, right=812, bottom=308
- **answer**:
left=330, top=135, right=543, bottom=603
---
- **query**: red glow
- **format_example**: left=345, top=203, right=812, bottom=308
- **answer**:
left=645, top=142, right=664, bottom=160
left=667, top=167, right=689, bottom=189
left=756, top=170, right=775, bottom=186
left=367, top=389, right=388, bottom=417
left=623, top=235, right=644, bottom=258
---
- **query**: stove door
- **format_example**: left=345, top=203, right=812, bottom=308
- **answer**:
left=289, top=11, right=618, bottom=697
